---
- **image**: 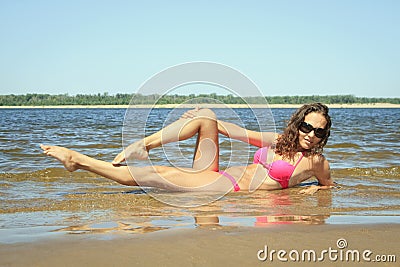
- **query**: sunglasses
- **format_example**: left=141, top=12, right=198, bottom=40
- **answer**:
left=299, top=121, right=327, bottom=138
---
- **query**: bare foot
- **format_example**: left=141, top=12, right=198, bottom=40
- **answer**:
left=112, top=140, right=148, bottom=165
left=40, top=144, right=79, bottom=172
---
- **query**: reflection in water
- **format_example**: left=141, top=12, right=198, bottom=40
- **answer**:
left=253, top=214, right=329, bottom=226
left=43, top=189, right=333, bottom=235
left=194, top=190, right=332, bottom=228
left=195, top=214, right=330, bottom=228
left=53, top=221, right=169, bottom=235
left=53, top=213, right=331, bottom=236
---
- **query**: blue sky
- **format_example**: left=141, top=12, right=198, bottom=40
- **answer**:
left=0, top=0, right=399, bottom=97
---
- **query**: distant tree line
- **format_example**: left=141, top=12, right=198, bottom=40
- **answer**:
left=0, top=93, right=399, bottom=106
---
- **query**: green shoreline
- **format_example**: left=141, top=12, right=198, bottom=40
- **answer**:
left=0, top=103, right=400, bottom=109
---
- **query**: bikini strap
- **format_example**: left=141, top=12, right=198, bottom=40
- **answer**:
left=294, top=152, right=304, bottom=168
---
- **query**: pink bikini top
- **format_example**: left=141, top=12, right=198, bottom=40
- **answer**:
left=253, top=147, right=304, bottom=189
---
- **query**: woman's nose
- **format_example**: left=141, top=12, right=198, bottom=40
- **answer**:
left=308, top=130, right=316, bottom=138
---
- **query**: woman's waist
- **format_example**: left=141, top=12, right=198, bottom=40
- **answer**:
left=235, top=164, right=282, bottom=190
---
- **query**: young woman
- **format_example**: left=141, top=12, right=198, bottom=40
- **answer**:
left=41, top=102, right=334, bottom=194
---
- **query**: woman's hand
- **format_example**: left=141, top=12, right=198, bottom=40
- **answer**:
left=181, top=106, right=201, bottom=119
left=299, top=184, right=335, bottom=195
left=112, top=140, right=148, bottom=166
left=299, top=185, right=320, bottom=195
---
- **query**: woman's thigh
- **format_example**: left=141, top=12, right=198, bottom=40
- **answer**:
left=132, top=165, right=235, bottom=192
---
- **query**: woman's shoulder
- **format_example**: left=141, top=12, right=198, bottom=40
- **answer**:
left=306, top=153, right=329, bottom=165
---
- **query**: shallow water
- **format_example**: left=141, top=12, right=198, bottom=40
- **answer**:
left=0, top=108, right=399, bottom=242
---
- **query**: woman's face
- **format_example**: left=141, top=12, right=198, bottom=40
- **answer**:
left=298, top=112, right=327, bottom=151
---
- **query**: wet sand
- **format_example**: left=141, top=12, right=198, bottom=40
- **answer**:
left=1, top=224, right=399, bottom=266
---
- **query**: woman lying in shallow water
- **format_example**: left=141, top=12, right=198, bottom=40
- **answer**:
left=41, top=102, right=335, bottom=194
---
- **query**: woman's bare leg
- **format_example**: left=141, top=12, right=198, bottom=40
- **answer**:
left=41, top=109, right=221, bottom=187
left=41, top=144, right=237, bottom=191
left=113, top=108, right=220, bottom=172
left=41, top=144, right=136, bottom=186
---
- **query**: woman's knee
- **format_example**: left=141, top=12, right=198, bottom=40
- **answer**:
left=197, top=108, right=217, bottom=120
left=116, top=170, right=137, bottom=186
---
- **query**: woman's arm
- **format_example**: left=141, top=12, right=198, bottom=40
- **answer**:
left=217, top=120, right=277, bottom=148
left=314, top=156, right=334, bottom=186
left=299, top=156, right=335, bottom=195
left=182, top=107, right=277, bottom=147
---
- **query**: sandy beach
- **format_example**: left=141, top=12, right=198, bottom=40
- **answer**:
left=0, top=103, right=399, bottom=109
left=1, top=224, right=398, bottom=267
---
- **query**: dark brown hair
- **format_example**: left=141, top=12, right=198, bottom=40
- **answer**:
left=274, top=102, right=331, bottom=160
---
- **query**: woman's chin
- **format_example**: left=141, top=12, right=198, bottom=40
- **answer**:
left=300, top=142, right=313, bottom=150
